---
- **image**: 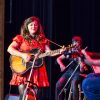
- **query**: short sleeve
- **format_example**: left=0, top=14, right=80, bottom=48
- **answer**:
left=13, top=35, right=24, bottom=44
left=45, top=38, right=50, bottom=45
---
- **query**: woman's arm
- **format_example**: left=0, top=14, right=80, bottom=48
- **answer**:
left=7, top=41, right=31, bottom=62
left=7, top=41, right=23, bottom=57
left=57, top=54, right=66, bottom=72
left=92, top=60, right=100, bottom=66
left=82, top=50, right=100, bottom=66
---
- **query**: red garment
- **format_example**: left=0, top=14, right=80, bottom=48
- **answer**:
left=10, top=35, right=49, bottom=87
left=92, top=65, right=100, bottom=73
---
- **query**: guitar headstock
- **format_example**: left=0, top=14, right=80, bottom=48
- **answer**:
left=59, top=44, right=76, bottom=54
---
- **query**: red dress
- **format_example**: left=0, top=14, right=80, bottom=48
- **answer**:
left=10, top=35, right=49, bottom=87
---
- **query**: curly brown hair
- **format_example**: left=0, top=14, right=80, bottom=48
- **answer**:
left=20, top=16, right=47, bottom=44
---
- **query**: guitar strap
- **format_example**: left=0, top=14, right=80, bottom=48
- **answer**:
left=47, top=38, right=63, bottom=48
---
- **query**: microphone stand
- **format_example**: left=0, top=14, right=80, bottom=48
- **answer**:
left=22, top=50, right=40, bottom=100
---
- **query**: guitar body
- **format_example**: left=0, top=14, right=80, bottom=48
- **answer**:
left=10, top=48, right=43, bottom=75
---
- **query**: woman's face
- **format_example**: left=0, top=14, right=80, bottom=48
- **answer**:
left=72, top=40, right=80, bottom=48
left=27, top=20, right=39, bottom=36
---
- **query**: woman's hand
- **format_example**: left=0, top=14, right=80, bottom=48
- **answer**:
left=81, top=50, right=91, bottom=59
left=21, top=53, right=31, bottom=62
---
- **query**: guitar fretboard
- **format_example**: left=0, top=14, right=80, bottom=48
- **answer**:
left=39, top=48, right=62, bottom=58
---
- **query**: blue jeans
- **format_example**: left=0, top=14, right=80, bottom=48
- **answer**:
left=82, top=73, right=100, bottom=100
left=55, top=70, right=84, bottom=100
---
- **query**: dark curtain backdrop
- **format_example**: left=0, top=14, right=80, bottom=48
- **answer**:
left=4, top=0, right=100, bottom=100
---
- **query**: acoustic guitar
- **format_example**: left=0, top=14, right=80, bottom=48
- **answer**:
left=9, top=45, right=73, bottom=75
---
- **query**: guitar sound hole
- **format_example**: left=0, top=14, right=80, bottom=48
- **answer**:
left=26, top=58, right=43, bottom=68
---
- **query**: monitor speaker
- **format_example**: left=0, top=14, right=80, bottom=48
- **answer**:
left=5, top=94, right=19, bottom=100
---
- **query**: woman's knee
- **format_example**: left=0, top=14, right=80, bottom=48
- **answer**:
left=56, top=78, right=65, bottom=91
left=56, top=81, right=61, bottom=91
left=18, top=84, right=25, bottom=95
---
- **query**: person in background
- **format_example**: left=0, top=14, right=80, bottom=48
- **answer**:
left=81, top=50, right=100, bottom=100
left=55, top=36, right=92, bottom=100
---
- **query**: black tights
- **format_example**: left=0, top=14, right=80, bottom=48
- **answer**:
left=18, top=84, right=25, bottom=100
left=18, top=84, right=39, bottom=100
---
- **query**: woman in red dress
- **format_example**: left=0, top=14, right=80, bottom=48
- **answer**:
left=7, top=16, right=52, bottom=100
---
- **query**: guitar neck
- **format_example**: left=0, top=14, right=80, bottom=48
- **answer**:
left=39, top=48, right=63, bottom=58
